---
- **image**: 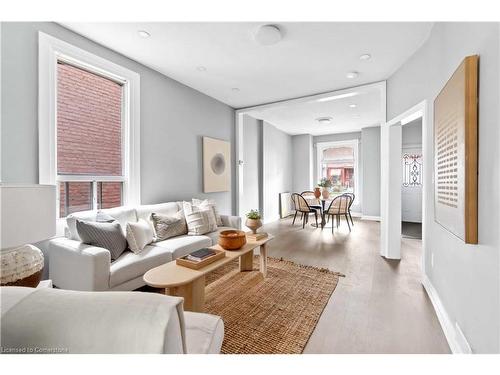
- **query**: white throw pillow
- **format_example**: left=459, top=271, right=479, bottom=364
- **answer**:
left=183, top=201, right=217, bottom=235
left=192, top=198, right=222, bottom=226
left=126, top=219, right=154, bottom=254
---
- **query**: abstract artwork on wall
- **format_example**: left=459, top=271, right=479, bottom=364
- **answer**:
left=434, top=55, right=478, bottom=244
left=203, top=136, right=231, bottom=193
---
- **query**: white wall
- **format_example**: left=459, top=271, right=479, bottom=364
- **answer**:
left=387, top=22, right=500, bottom=353
left=239, top=115, right=262, bottom=218
left=262, top=121, right=293, bottom=223
left=361, top=126, right=381, bottom=217
left=291, top=134, right=313, bottom=193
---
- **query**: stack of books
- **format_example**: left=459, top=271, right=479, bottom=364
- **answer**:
left=246, top=232, right=268, bottom=241
left=185, top=248, right=216, bottom=263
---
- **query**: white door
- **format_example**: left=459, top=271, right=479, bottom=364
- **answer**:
left=401, top=147, right=423, bottom=223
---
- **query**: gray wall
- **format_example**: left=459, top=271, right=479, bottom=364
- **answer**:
left=0, top=22, right=235, bottom=215
left=361, top=126, right=381, bottom=217
left=402, top=118, right=422, bottom=146
left=240, top=115, right=262, bottom=217
left=262, top=121, right=293, bottom=222
left=291, top=134, right=313, bottom=193
left=387, top=22, right=499, bottom=353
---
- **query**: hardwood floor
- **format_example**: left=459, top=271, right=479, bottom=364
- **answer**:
left=261, top=216, right=450, bottom=354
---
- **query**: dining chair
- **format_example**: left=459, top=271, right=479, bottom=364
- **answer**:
left=342, top=193, right=355, bottom=226
left=291, top=193, right=320, bottom=229
left=325, top=195, right=352, bottom=233
left=301, top=191, right=322, bottom=211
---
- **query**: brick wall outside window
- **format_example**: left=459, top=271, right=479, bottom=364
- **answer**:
left=57, top=62, right=123, bottom=216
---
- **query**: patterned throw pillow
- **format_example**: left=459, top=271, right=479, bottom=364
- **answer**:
left=150, top=211, right=188, bottom=241
left=76, top=219, right=127, bottom=261
left=183, top=201, right=218, bottom=235
left=126, top=219, right=154, bottom=254
left=192, top=198, right=223, bottom=226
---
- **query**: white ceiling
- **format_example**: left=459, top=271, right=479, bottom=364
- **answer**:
left=60, top=22, right=433, bottom=108
left=245, top=83, right=384, bottom=136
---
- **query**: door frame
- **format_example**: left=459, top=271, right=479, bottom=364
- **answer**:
left=234, top=81, right=387, bottom=218
left=380, top=100, right=428, bottom=261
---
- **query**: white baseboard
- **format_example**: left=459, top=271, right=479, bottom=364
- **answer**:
left=361, top=215, right=381, bottom=221
left=421, top=274, right=472, bottom=354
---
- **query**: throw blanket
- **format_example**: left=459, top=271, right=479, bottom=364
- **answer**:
left=1, top=287, right=186, bottom=354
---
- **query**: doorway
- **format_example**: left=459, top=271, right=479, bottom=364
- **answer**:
left=380, top=101, right=427, bottom=260
left=401, top=117, right=423, bottom=239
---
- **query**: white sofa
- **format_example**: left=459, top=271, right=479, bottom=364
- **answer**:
left=1, top=286, right=224, bottom=354
left=49, top=201, right=241, bottom=291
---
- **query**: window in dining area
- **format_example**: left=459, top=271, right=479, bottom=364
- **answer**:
left=317, top=140, right=358, bottom=195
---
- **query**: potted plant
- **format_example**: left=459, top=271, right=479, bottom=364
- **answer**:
left=245, top=209, right=262, bottom=234
left=318, top=177, right=332, bottom=199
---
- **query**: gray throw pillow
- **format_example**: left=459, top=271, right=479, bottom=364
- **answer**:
left=76, top=219, right=127, bottom=261
left=151, top=211, right=188, bottom=241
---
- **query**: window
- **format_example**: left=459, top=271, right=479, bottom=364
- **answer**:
left=56, top=62, right=124, bottom=216
left=402, top=153, right=423, bottom=187
left=317, top=140, right=359, bottom=198
left=39, top=32, right=140, bottom=218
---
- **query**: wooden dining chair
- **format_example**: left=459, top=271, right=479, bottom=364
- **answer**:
left=342, top=193, right=355, bottom=226
left=301, top=191, right=322, bottom=211
left=291, top=193, right=320, bottom=229
left=325, top=195, right=352, bottom=233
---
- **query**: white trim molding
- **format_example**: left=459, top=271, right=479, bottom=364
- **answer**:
left=422, top=275, right=472, bottom=354
left=38, top=32, right=141, bottom=211
left=361, top=215, right=380, bottom=221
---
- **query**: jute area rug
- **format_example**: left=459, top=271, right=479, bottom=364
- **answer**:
left=204, top=256, right=343, bottom=354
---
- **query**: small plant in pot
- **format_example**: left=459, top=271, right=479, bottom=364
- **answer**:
left=318, top=177, right=332, bottom=199
left=245, top=209, right=262, bottom=234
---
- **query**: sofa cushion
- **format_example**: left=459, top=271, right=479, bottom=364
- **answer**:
left=100, top=207, right=138, bottom=234
left=66, top=207, right=137, bottom=241
left=151, top=212, right=188, bottom=241
left=184, top=311, right=224, bottom=354
left=151, top=235, right=212, bottom=260
left=76, top=220, right=127, bottom=261
left=109, top=246, right=173, bottom=288
left=66, top=210, right=97, bottom=241
left=126, top=219, right=154, bottom=254
left=136, top=202, right=181, bottom=222
left=192, top=198, right=223, bottom=226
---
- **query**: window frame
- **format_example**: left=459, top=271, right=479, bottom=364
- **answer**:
left=316, top=139, right=360, bottom=204
left=38, top=32, right=140, bottom=218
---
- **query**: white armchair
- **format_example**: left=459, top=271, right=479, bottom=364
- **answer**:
left=1, top=286, right=224, bottom=354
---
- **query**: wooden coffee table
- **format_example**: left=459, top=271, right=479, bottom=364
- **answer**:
left=143, top=235, right=274, bottom=312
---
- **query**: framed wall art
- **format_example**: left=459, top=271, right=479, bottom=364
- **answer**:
left=203, top=136, right=231, bottom=193
left=434, top=55, right=478, bottom=244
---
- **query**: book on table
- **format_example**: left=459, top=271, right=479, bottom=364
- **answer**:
left=246, top=232, right=268, bottom=241
left=185, top=248, right=216, bottom=262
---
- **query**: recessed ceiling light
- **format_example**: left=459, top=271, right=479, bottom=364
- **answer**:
left=349, top=104, right=357, bottom=108
left=346, top=71, right=359, bottom=79
left=316, top=92, right=357, bottom=102
left=137, top=30, right=151, bottom=39
left=254, top=24, right=282, bottom=46
left=196, top=66, right=207, bottom=72
left=359, top=54, right=371, bottom=61
left=231, top=87, right=240, bottom=92
left=316, top=117, right=333, bottom=125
